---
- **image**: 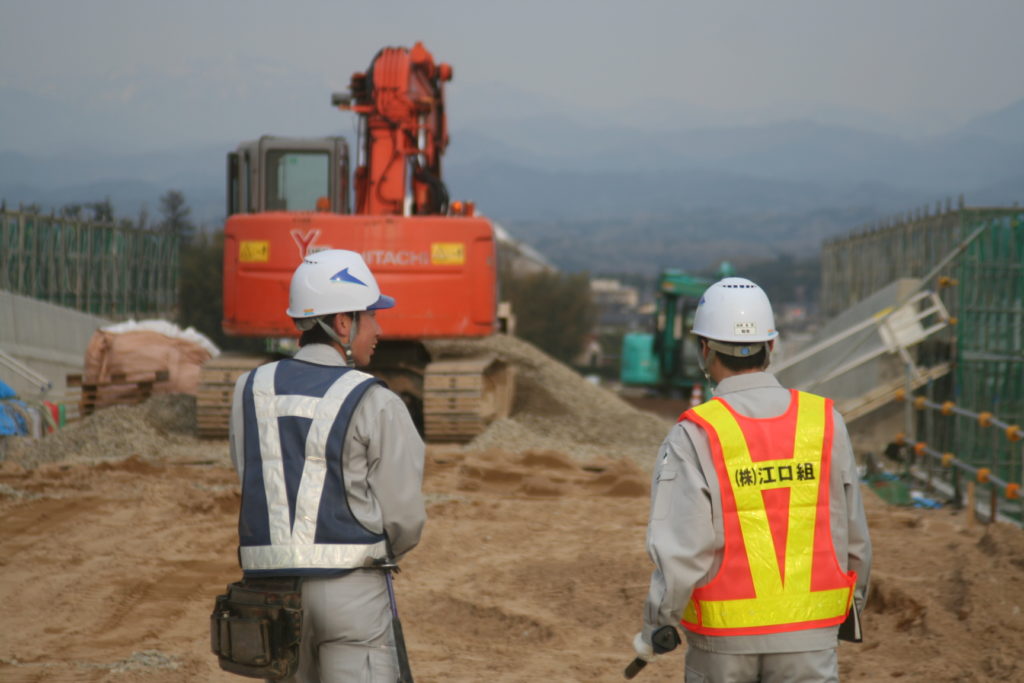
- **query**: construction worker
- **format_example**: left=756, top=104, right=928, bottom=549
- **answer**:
left=632, top=277, right=871, bottom=682
left=228, top=249, right=425, bottom=682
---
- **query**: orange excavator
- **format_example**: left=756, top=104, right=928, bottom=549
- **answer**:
left=198, top=42, right=513, bottom=441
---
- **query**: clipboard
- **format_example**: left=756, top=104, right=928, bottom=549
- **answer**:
left=838, top=603, right=862, bottom=643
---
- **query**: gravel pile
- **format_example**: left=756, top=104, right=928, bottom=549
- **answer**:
left=4, top=337, right=671, bottom=469
left=426, top=335, right=672, bottom=464
left=2, top=394, right=221, bottom=469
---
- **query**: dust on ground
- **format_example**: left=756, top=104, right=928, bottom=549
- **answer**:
left=2, top=347, right=1024, bottom=681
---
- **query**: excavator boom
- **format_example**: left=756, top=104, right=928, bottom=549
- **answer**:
left=339, top=42, right=453, bottom=217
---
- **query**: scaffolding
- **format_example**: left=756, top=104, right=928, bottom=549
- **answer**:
left=0, top=210, right=179, bottom=320
left=953, top=211, right=1024, bottom=489
left=822, top=204, right=1024, bottom=523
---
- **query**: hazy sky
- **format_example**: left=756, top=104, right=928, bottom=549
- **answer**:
left=3, top=0, right=1024, bottom=151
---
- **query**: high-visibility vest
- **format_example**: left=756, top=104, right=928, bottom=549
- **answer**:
left=237, top=359, right=388, bottom=577
left=679, top=390, right=856, bottom=636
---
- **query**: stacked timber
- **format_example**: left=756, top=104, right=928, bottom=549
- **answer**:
left=195, top=353, right=274, bottom=439
left=66, top=371, right=170, bottom=417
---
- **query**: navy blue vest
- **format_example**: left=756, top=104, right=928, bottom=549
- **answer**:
left=238, top=358, right=387, bottom=577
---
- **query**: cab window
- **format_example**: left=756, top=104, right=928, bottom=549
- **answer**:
left=265, top=150, right=329, bottom=211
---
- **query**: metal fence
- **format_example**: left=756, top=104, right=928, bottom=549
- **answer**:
left=822, top=205, right=1024, bottom=522
left=0, top=210, right=179, bottom=319
left=953, top=212, right=1024, bottom=489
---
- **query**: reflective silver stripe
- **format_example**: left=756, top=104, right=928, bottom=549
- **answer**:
left=240, top=540, right=388, bottom=570
left=292, top=370, right=368, bottom=546
left=274, top=393, right=320, bottom=418
left=250, top=363, right=377, bottom=564
left=253, top=363, right=291, bottom=546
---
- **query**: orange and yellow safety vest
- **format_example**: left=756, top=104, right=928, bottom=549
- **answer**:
left=679, top=390, right=856, bottom=636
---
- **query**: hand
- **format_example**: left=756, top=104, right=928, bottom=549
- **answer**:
left=632, top=632, right=656, bottom=663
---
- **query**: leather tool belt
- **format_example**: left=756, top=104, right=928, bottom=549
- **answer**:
left=210, top=577, right=303, bottom=680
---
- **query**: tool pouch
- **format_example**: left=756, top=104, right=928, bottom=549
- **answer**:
left=210, top=578, right=303, bottom=680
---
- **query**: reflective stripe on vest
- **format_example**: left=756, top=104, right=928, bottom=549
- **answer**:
left=680, top=390, right=855, bottom=636
left=238, top=360, right=387, bottom=575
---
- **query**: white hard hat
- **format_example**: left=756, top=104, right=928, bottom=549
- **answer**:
left=691, top=277, right=778, bottom=344
left=286, top=249, right=395, bottom=320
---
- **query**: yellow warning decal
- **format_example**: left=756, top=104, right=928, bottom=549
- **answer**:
left=430, top=242, right=465, bottom=265
left=239, top=240, right=270, bottom=263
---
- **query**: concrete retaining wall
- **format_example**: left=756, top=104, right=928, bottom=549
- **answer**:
left=0, top=290, right=112, bottom=398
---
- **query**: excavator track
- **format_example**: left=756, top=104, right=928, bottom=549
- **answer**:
left=196, top=352, right=275, bottom=439
left=422, top=355, right=514, bottom=443
left=196, top=347, right=515, bottom=444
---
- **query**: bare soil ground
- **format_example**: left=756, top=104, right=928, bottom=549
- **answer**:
left=2, top=353, right=1024, bottom=681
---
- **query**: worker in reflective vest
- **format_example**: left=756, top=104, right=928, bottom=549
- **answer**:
left=632, top=277, right=871, bottom=682
left=230, top=250, right=425, bottom=682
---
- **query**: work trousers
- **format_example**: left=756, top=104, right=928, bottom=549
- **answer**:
left=683, top=646, right=838, bottom=683
left=275, top=570, right=399, bottom=683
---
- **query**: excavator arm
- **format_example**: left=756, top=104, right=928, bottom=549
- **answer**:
left=336, top=41, right=453, bottom=217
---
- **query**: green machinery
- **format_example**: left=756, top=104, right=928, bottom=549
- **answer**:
left=620, top=264, right=733, bottom=395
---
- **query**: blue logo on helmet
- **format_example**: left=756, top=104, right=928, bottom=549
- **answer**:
left=330, top=268, right=367, bottom=286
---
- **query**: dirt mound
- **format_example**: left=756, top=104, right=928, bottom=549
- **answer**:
left=427, top=335, right=671, bottom=465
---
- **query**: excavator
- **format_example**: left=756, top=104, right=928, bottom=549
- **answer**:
left=197, top=42, right=513, bottom=442
left=619, top=263, right=734, bottom=399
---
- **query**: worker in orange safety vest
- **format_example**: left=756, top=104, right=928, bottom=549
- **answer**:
left=632, top=277, right=871, bottom=682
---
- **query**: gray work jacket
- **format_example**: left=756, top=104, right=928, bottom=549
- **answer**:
left=230, top=343, right=426, bottom=562
left=642, top=371, right=872, bottom=654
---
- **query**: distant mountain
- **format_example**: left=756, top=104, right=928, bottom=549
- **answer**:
left=450, top=117, right=1024, bottom=196
left=952, top=96, right=1024, bottom=144
left=2, top=87, right=1022, bottom=274
left=445, top=159, right=927, bottom=222
left=499, top=205, right=886, bottom=276
left=0, top=148, right=223, bottom=226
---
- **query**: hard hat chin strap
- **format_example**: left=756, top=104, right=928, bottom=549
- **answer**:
left=316, top=314, right=358, bottom=367
left=696, top=339, right=712, bottom=386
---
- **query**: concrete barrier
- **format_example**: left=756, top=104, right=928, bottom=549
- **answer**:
left=0, top=290, right=112, bottom=398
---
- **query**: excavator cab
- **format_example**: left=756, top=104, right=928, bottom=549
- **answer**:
left=227, top=136, right=350, bottom=216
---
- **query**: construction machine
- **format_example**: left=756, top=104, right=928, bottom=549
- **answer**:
left=197, top=42, right=513, bottom=442
left=619, top=264, right=733, bottom=398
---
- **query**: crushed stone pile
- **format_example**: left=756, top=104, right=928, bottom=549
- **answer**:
left=1, top=394, right=223, bottom=469
left=4, top=336, right=674, bottom=469
left=426, top=335, right=672, bottom=465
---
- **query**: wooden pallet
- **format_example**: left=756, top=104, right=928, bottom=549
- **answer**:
left=66, top=370, right=170, bottom=417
